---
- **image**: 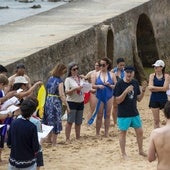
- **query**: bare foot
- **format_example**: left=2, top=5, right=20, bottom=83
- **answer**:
left=65, top=139, right=71, bottom=145
left=139, top=151, right=147, bottom=157
left=122, top=154, right=128, bottom=160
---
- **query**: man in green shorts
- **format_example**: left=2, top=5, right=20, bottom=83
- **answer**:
left=114, top=66, right=147, bottom=159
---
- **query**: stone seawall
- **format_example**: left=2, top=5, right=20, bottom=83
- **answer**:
left=3, top=0, right=170, bottom=83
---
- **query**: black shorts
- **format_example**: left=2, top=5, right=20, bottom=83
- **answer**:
left=149, top=101, right=167, bottom=109
left=36, top=147, right=44, bottom=167
left=0, top=128, right=5, bottom=148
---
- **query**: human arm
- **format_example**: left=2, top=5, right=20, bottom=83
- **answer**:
left=91, top=72, right=105, bottom=89
left=148, top=73, right=170, bottom=92
left=137, top=80, right=147, bottom=102
left=64, top=77, right=83, bottom=96
left=115, top=85, right=133, bottom=104
left=16, top=81, right=42, bottom=99
left=58, top=82, right=70, bottom=113
left=148, top=130, right=157, bottom=162
left=0, top=91, right=17, bottom=105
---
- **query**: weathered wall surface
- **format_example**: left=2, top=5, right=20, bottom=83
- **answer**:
left=7, top=27, right=97, bottom=82
left=6, top=0, right=170, bottom=83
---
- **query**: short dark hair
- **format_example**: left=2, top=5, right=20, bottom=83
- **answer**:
left=0, top=65, right=8, bottom=73
left=116, top=58, right=125, bottom=64
left=16, top=63, right=25, bottom=69
left=164, top=101, right=170, bottom=119
left=20, top=97, right=38, bottom=118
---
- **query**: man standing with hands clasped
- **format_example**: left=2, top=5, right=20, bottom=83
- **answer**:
left=114, top=66, right=147, bottom=159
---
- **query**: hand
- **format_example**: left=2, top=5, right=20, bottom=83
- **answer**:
left=67, top=106, right=70, bottom=114
left=141, top=80, right=148, bottom=92
left=98, top=85, right=105, bottom=89
left=125, top=85, right=134, bottom=93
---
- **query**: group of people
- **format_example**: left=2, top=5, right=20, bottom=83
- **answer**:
left=0, top=57, right=170, bottom=170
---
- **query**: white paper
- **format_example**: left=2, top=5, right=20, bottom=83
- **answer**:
left=166, top=90, right=170, bottom=96
left=0, top=124, right=5, bottom=128
left=17, top=88, right=23, bottom=93
left=7, top=105, right=19, bottom=112
left=1, top=97, right=20, bottom=110
left=80, top=82, right=92, bottom=93
left=38, top=124, right=53, bottom=142
left=0, top=105, right=19, bottom=115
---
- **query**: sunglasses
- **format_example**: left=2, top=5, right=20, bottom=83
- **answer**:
left=72, top=67, right=79, bottom=71
left=99, top=64, right=106, bottom=67
left=95, top=64, right=99, bottom=67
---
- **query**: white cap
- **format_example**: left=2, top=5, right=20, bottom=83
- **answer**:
left=14, top=76, right=28, bottom=84
left=152, top=60, right=165, bottom=67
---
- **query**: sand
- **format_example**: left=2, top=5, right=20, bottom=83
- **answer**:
left=1, top=88, right=163, bottom=170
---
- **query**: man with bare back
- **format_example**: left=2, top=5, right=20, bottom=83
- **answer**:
left=148, top=101, right=170, bottom=170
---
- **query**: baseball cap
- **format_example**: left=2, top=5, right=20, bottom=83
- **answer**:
left=152, top=60, right=165, bottom=67
left=14, top=76, right=28, bottom=84
left=124, top=66, right=135, bottom=72
left=16, top=63, right=25, bottom=69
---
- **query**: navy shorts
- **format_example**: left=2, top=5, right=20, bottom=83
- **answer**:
left=149, top=101, right=167, bottom=109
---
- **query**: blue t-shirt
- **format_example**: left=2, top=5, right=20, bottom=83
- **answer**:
left=114, top=79, right=140, bottom=117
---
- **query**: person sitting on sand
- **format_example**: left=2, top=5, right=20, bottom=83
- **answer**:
left=148, top=101, right=170, bottom=170
left=114, top=66, right=147, bottom=159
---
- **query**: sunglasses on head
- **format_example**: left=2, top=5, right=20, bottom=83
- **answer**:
left=72, top=67, right=79, bottom=71
left=99, top=64, right=106, bottom=67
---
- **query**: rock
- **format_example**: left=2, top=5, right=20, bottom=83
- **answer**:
left=30, top=4, right=41, bottom=9
left=18, top=0, right=34, bottom=3
left=0, top=6, right=9, bottom=9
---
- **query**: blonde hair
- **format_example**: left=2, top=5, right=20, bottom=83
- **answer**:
left=0, top=74, right=8, bottom=85
left=50, top=63, right=67, bottom=77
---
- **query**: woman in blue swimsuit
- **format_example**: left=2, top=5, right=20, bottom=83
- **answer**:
left=90, top=57, right=117, bottom=137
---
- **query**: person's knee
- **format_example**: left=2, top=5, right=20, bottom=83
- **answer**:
left=136, top=128, right=143, bottom=137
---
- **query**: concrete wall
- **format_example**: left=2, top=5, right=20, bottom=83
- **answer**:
left=6, top=0, right=170, bottom=83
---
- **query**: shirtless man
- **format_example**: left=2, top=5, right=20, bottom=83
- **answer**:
left=148, top=101, right=170, bottom=170
left=7, top=63, right=31, bottom=92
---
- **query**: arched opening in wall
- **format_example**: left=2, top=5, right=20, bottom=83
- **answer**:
left=136, top=13, right=159, bottom=77
left=106, top=29, right=114, bottom=63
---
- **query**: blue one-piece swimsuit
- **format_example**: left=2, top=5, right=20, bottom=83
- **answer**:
left=88, top=71, right=114, bottom=125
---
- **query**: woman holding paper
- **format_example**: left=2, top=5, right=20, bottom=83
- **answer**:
left=43, top=63, right=70, bottom=146
left=64, top=62, right=84, bottom=143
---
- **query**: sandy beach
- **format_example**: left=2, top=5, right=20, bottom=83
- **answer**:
left=0, top=88, right=163, bottom=170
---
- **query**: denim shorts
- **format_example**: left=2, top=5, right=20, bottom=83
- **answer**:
left=117, top=115, right=142, bottom=131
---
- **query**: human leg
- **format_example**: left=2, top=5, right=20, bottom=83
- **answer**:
left=119, top=130, right=127, bottom=159
left=104, top=98, right=112, bottom=137
left=65, top=122, right=73, bottom=142
left=75, top=124, right=81, bottom=139
left=112, top=98, right=117, bottom=126
left=51, top=133, right=58, bottom=146
left=135, top=127, right=147, bottom=157
left=151, top=108, right=160, bottom=128
left=75, top=109, right=83, bottom=139
left=87, top=93, right=97, bottom=120
left=0, top=148, right=2, bottom=162
left=96, top=103, right=104, bottom=136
